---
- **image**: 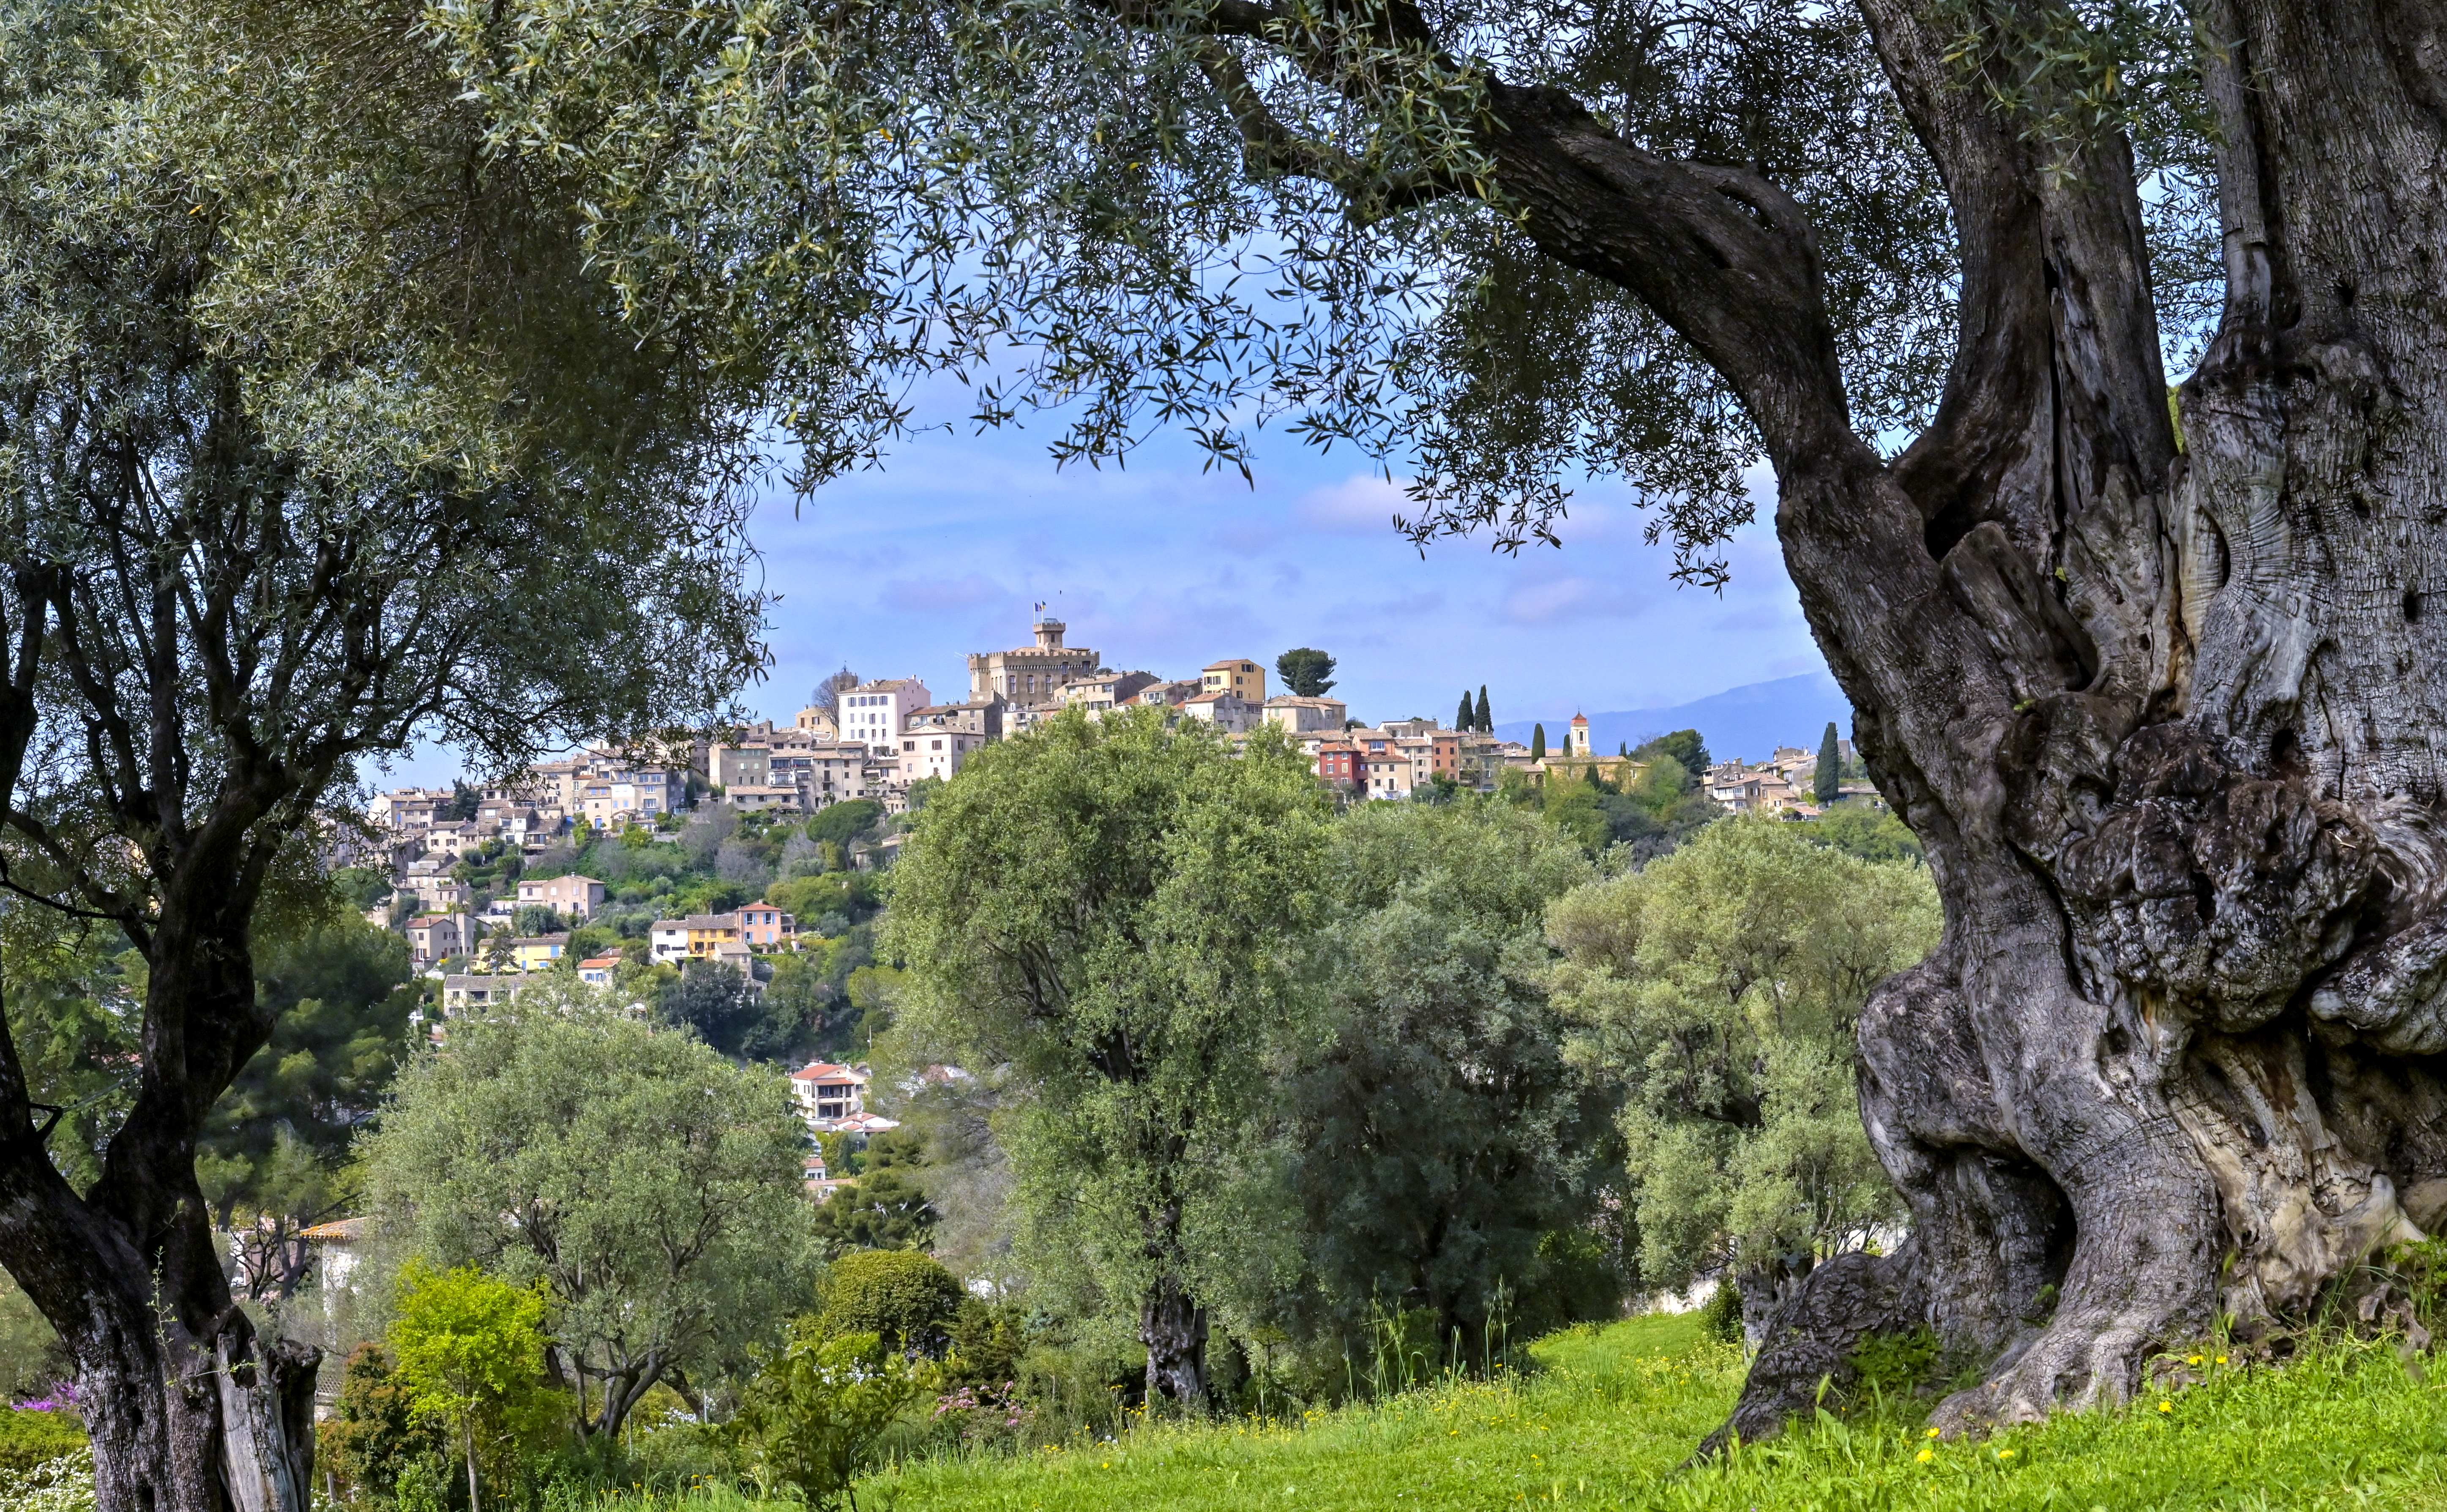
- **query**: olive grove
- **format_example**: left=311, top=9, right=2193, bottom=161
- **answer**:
left=9, top=0, right=2441, bottom=1482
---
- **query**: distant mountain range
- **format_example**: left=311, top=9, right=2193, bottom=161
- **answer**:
left=1494, top=672, right=1851, bottom=764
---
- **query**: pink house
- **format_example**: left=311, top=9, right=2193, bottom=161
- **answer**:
left=737, top=902, right=795, bottom=948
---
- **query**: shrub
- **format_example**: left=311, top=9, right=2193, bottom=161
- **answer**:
left=945, top=1298, right=1027, bottom=1389
left=0, top=1447, right=92, bottom=1512
left=1698, top=1278, right=1745, bottom=1346
left=729, top=1324, right=934, bottom=1509
left=819, top=1251, right=964, bottom=1357
left=804, top=800, right=884, bottom=850
left=0, top=1403, right=84, bottom=1473
left=767, top=872, right=879, bottom=929
left=1516, top=1228, right=1630, bottom=1339
left=321, top=1344, right=450, bottom=1500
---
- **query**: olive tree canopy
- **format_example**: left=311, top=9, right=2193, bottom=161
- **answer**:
left=0, top=4, right=768, bottom=1506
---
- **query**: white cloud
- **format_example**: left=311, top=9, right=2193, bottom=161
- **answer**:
left=1499, top=574, right=1646, bottom=626
left=1292, top=474, right=1412, bottom=535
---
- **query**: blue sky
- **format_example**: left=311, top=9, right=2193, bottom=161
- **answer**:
left=375, top=405, right=1833, bottom=789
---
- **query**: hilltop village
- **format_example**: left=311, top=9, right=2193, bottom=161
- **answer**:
left=336, top=616, right=1878, bottom=1173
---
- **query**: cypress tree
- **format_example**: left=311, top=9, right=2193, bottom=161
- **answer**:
left=1530, top=723, right=1546, bottom=760
left=1475, top=686, right=1491, bottom=733
left=1814, top=720, right=1842, bottom=808
left=1457, top=689, right=1475, bottom=731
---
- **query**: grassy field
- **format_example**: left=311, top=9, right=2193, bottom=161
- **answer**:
left=792, top=1312, right=2447, bottom=1512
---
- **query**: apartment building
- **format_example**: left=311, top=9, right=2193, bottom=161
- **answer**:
left=900, top=718, right=989, bottom=783
left=789, top=1062, right=871, bottom=1128
left=442, top=974, right=528, bottom=1012
left=423, top=820, right=478, bottom=858
left=1060, top=671, right=1158, bottom=713
left=407, top=913, right=470, bottom=967
left=1314, top=739, right=1360, bottom=787
left=1125, top=678, right=1202, bottom=710
left=509, top=934, right=570, bottom=972
left=369, top=788, right=453, bottom=832
left=648, top=905, right=792, bottom=962
left=839, top=678, right=934, bottom=746
left=907, top=697, right=1005, bottom=738
left=1360, top=744, right=1413, bottom=800
left=737, top=901, right=794, bottom=948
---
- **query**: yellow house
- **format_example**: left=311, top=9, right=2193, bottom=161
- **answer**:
left=688, top=917, right=740, bottom=957
left=1202, top=658, right=1266, bottom=703
left=511, top=933, right=570, bottom=972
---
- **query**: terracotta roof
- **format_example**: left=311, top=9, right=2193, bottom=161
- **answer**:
left=298, top=1217, right=366, bottom=1242
left=791, top=1061, right=867, bottom=1084
left=579, top=955, right=621, bottom=969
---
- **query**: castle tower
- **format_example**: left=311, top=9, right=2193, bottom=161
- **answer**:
left=970, top=611, right=1098, bottom=703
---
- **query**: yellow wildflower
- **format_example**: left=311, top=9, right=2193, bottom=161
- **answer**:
left=2158, top=1400, right=2172, bottom=1414
left=2216, top=1355, right=2229, bottom=1365
left=1916, top=1448, right=1935, bottom=1464
left=2186, top=1354, right=2202, bottom=1365
left=1925, top=1427, right=1941, bottom=1439
left=1997, top=1449, right=2014, bottom=1460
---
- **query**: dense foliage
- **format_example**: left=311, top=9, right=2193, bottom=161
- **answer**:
left=729, top=1325, right=935, bottom=1509
left=1278, top=801, right=1611, bottom=1348
left=197, top=913, right=417, bottom=1298
left=1510, top=729, right=1718, bottom=860
left=364, top=990, right=816, bottom=1440
left=387, top=1263, right=558, bottom=1512
left=1547, top=819, right=1940, bottom=1335
left=815, top=1252, right=965, bottom=1358
left=888, top=709, right=1333, bottom=1405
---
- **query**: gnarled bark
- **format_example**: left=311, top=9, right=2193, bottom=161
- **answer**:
left=1703, top=0, right=2447, bottom=1434
left=0, top=894, right=325, bottom=1511
left=1141, top=1273, right=1211, bottom=1408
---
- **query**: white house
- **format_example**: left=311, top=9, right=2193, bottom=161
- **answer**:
left=1263, top=695, right=1350, bottom=733
left=516, top=873, right=606, bottom=920
left=838, top=679, right=934, bottom=746
left=1180, top=690, right=1258, bottom=734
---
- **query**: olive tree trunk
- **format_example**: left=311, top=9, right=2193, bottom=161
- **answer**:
left=1301, top=0, right=2447, bottom=1444
left=1141, top=1275, right=1211, bottom=1408
left=1140, top=1188, right=1211, bottom=1408
left=0, top=908, right=321, bottom=1509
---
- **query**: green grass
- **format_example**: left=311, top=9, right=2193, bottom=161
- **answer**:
left=838, top=1313, right=2447, bottom=1511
